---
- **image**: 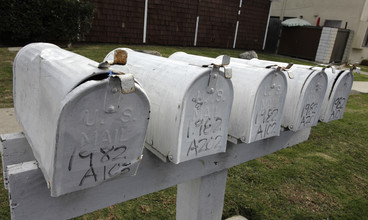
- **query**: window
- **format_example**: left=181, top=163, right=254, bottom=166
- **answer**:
left=324, top=20, right=342, bottom=28
left=283, top=16, right=296, bottom=21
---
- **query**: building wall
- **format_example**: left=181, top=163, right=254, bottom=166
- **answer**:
left=85, top=0, right=271, bottom=50
left=85, top=0, right=145, bottom=44
left=315, top=27, right=338, bottom=63
left=237, top=0, right=271, bottom=49
left=270, top=0, right=368, bottom=63
left=146, top=0, right=198, bottom=46
left=196, top=0, right=238, bottom=48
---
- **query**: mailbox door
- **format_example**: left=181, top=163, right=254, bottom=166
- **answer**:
left=13, top=43, right=109, bottom=187
left=177, top=70, right=233, bottom=163
left=320, top=70, right=353, bottom=122
left=250, top=70, right=287, bottom=142
left=53, top=77, right=150, bottom=196
left=293, top=71, right=328, bottom=130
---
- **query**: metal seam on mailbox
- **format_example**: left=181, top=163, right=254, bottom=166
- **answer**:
left=327, top=70, right=347, bottom=100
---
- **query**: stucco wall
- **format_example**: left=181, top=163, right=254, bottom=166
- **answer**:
left=271, top=0, right=368, bottom=63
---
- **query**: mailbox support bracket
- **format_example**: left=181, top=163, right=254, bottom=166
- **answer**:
left=1, top=129, right=311, bottom=220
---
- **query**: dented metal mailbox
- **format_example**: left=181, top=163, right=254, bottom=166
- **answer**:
left=13, top=43, right=150, bottom=197
left=169, top=52, right=288, bottom=144
left=228, top=58, right=328, bottom=131
left=319, top=68, right=353, bottom=122
left=104, top=49, right=233, bottom=164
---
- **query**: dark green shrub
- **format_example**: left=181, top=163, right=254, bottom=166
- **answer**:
left=360, top=59, right=368, bottom=66
left=0, top=0, right=95, bottom=44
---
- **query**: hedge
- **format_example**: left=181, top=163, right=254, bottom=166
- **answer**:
left=0, top=0, right=95, bottom=44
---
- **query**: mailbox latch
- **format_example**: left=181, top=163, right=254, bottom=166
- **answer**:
left=103, top=72, right=136, bottom=113
left=100, top=49, right=137, bottom=113
left=207, top=55, right=232, bottom=94
left=212, top=55, right=232, bottom=79
left=207, top=66, right=219, bottom=94
left=112, top=73, right=135, bottom=94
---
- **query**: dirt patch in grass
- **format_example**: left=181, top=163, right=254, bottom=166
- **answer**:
left=350, top=174, right=368, bottom=197
left=344, top=108, right=367, bottom=114
left=280, top=183, right=342, bottom=214
left=0, top=95, right=13, bottom=108
left=140, top=204, right=151, bottom=214
left=307, top=152, right=337, bottom=162
left=257, top=158, right=277, bottom=169
left=347, top=94, right=368, bottom=107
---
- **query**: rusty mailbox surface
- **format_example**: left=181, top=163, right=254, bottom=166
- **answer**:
left=13, top=43, right=150, bottom=196
left=228, top=58, right=328, bottom=131
left=104, top=49, right=233, bottom=164
left=169, top=52, right=288, bottom=144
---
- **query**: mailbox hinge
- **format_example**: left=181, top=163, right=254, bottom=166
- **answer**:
left=266, top=63, right=294, bottom=79
left=309, top=64, right=337, bottom=74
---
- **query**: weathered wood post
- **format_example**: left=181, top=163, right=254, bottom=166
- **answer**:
left=176, top=169, right=228, bottom=220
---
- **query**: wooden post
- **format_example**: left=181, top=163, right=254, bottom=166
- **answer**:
left=177, top=169, right=228, bottom=220
left=1, top=128, right=310, bottom=219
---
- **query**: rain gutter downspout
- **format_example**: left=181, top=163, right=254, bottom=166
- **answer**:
left=194, top=16, right=199, bottom=46
left=143, top=0, right=148, bottom=43
left=262, top=0, right=273, bottom=50
left=194, top=0, right=200, bottom=46
left=233, top=0, right=242, bottom=48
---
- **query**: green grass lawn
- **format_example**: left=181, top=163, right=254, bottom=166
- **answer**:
left=0, top=44, right=367, bottom=219
left=354, top=72, right=368, bottom=81
left=0, top=48, right=14, bottom=108
left=359, top=65, right=368, bottom=73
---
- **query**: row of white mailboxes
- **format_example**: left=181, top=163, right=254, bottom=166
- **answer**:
left=13, top=43, right=353, bottom=196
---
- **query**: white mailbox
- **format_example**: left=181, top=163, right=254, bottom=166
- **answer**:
left=169, top=52, right=288, bottom=144
left=104, top=49, right=233, bottom=164
left=13, top=43, right=150, bottom=196
left=319, top=68, right=353, bottom=122
left=228, top=58, right=328, bottom=131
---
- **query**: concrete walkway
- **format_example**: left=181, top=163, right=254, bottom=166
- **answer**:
left=0, top=108, right=21, bottom=134
left=352, top=81, right=368, bottom=93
